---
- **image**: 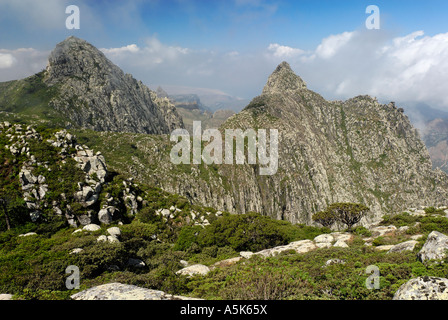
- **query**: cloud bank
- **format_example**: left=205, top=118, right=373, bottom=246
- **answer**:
left=2, top=29, right=448, bottom=112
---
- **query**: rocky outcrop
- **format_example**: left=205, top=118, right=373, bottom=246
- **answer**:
left=70, top=282, right=200, bottom=300
left=1, top=122, right=145, bottom=227
left=44, top=36, right=184, bottom=134
left=393, top=276, right=448, bottom=300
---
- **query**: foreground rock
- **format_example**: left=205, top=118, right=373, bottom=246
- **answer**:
left=417, top=231, right=448, bottom=262
left=393, top=276, right=448, bottom=300
left=71, top=282, right=200, bottom=300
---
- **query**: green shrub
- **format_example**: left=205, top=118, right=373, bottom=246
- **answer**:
left=381, top=212, right=419, bottom=227
left=196, top=212, right=289, bottom=252
left=312, top=210, right=336, bottom=228
left=173, top=225, right=203, bottom=251
left=69, top=242, right=128, bottom=278
left=120, top=220, right=158, bottom=242
left=352, top=226, right=372, bottom=237
left=424, top=207, right=436, bottom=214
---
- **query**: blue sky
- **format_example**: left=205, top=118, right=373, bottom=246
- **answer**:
left=1, top=0, right=448, bottom=112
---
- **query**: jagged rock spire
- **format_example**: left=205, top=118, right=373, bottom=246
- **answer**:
left=262, top=61, right=307, bottom=95
left=42, top=36, right=184, bottom=134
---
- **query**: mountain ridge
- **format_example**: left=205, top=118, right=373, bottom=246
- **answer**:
left=1, top=37, right=447, bottom=227
left=0, top=36, right=184, bottom=135
left=68, top=61, right=448, bottom=226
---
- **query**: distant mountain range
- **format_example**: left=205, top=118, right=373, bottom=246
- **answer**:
left=400, top=102, right=448, bottom=173
left=156, top=85, right=249, bottom=113
left=1, top=37, right=448, bottom=226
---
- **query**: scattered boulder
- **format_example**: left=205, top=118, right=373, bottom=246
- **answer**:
left=370, top=225, right=397, bottom=237
left=255, top=239, right=317, bottom=257
left=77, top=211, right=95, bottom=226
left=387, top=240, right=418, bottom=254
left=69, top=248, right=84, bottom=254
left=179, top=260, right=189, bottom=267
left=330, top=232, right=353, bottom=243
left=83, top=224, right=101, bottom=232
left=0, top=294, right=13, bottom=300
left=410, top=209, right=426, bottom=217
left=374, top=245, right=394, bottom=251
left=107, top=227, right=121, bottom=237
left=290, top=240, right=317, bottom=254
left=324, top=259, right=346, bottom=267
left=314, top=234, right=334, bottom=248
left=176, top=264, right=210, bottom=277
left=98, top=206, right=117, bottom=224
left=211, top=257, right=242, bottom=269
left=411, top=234, right=423, bottom=240
left=393, top=276, right=448, bottom=300
left=417, top=231, right=448, bottom=262
left=18, top=232, right=37, bottom=237
left=240, top=251, right=254, bottom=259
left=333, top=240, right=349, bottom=248
left=97, top=235, right=119, bottom=243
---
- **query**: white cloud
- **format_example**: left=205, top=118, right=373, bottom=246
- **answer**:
left=3, top=28, right=448, bottom=114
left=90, top=30, right=448, bottom=111
left=101, top=36, right=190, bottom=70
left=0, top=48, right=49, bottom=81
left=0, top=53, right=17, bottom=68
left=101, top=44, right=140, bottom=55
left=315, top=31, right=354, bottom=59
left=264, top=30, right=448, bottom=111
left=267, top=43, right=305, bottom=59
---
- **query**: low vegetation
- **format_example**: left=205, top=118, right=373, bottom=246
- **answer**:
left=1, top=119, right=448, bottom=300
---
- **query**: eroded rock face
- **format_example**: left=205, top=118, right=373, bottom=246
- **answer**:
left=393, top=276, right=448, bottom=300
left=45, top=36, right=184, bottom=134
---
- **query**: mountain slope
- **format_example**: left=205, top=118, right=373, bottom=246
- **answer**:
left=72, top=62, right=448, bottom=226
left=0, top=36, right=184, bottom=134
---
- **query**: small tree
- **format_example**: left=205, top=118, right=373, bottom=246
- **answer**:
left=312, top=210, right=336, bottom=228
left=327, top=202, right=370, bottom=231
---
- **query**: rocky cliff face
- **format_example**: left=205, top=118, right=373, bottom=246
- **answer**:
left=420, top=118, right=448, bottom=172
left=43, top=36, right=183, bottom=134
left=220, top=61, right=448, bottom=224
left=89, top=62, right=448, bottom=226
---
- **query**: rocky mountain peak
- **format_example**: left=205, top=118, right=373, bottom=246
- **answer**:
left=262, top=61, right=307, bottom=95
left=41, top=37, right=184, bottom=134
left=46, top=36, right=120, bottom=84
